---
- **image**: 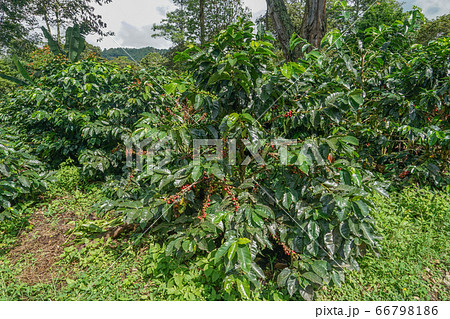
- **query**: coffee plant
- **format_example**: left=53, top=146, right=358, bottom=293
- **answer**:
left=94, top=21, right=391, bottom=300
left=0, top=11, right=448, bottom=300
left=0, top=128, right=47, bottom=220
left=0, top=57, right=170, bottom=175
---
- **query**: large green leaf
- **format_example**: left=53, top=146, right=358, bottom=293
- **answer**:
left=360, top=222, right=378, bottom=246
left=287, top=275, right=298, bottom=296
left=0, top=73, right=27, bottom=86
left=281, top=63, right=293, bottom=79
left=251, top=262, right=265, bottom=279
left=349, top=89, right=364, bottom=105
left=307, top=220, right=320, bottom=240
left=223, top=275, right=235, bottom=293
left=311, top=260, right=328, bottom=278
left=215, top=240, right=235, bottom=264
left=64, top=24, right=85, bottom=62
left=210, top=163, right=225, bottom=180
left=207, top=72, right=231, bottom=85
left=236, top=277, right=251, bottom=299
left=340, top=136, right=359, bottom=146
left=303, top=272, right=322, bottom=285
left=12, top=55, right=34, bottom=85
left=227, top=241, right=238, bottom=260
left=41, top=26, right=64, bottom=56
left=254, top=204, right=275, bottom=219
left=191, top=165, right=202, bottom=181
left=237, top=244, right=252, bottom=273
left=277, top=268, right=292, bottom=287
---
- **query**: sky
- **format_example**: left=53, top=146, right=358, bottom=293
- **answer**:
left=85, top=0, right=450, bottom=50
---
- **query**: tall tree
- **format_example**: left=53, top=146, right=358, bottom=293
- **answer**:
left=0, top=0, right=38, bottom=54
left=266, top=0, right=326, bottom=60
left=0, top=0, right=113, bottom=53
left=266, top=0, right=301, bottom=61
left=199, top=0, right=206, bottom=45
left=153, top=0, right=251, bottom=45
left=32, top=0, right=114, bottom=42
left=416, top=14, right=450, bottom=45
left=355, top=0, right=405, bottom=32
left=301, top=0, right=327, bottom=49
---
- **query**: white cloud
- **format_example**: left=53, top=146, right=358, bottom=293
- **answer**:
left=116, top=22, right=172, bottom=48
left=85, top=0, right=175, bottom=49
left=86, top=0, right=450, bottom=49
left=403, top=0, right=450, bottom=19
left=156, top=6, right=171, bottom=16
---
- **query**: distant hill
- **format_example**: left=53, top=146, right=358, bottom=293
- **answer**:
left=102, top=46, right=168, bottom=61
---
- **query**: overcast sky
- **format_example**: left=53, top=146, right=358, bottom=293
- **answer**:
left=86, top=0, right=450, bottom=50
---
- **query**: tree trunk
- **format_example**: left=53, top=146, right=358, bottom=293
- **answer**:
left=56, top=0, right=61, bottom=45
left=40, top=1, right=52, bottom=36
left=199, top=0, right=206, bottom=45
left=44, top=12, right=52, bottom=36
left=266, top=0, right=301, bottom=61
left=301, top=0, right=327, bottom=49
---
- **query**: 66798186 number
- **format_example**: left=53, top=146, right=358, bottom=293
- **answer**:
left=375, top=306, right=438, bottom=316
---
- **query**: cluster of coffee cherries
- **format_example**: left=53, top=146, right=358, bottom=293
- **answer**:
left=200, top=195, right=211, bottom=220
left=166, top=107, right=176, bottom=117
left=289, top=166, right=306, bottom=176
left=199, top=182, right=216, bottom=220
left=271, top=232, right=298, bottom=257
left=124, top=172, right=134, bottom=191
left=203, top=172, right=213, bottom=180
left=281, top=242, right=297, bottom=257
left=222, top=183, right=240, bottom=212
left=284, top=110, right=294, bottom=118
left=130, top=78, right=142, bottom=88
left=252, top=183, right=260, bottom=194
left=199, top=112, right=208, bottom=123
left=165, top=183, right=196, bottom=204
left=399, top=170, right=410, bottom=179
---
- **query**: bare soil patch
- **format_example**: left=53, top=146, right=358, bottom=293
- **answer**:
left=7, top=207, right=80, bottom=285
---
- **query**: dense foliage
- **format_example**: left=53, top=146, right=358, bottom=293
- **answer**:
left=101, top=47, right=168, bottom=62
left=0, top=0, right=112, bottom=54
left=0, top=128, right=47, bottom=220
left=152, top=0, right=251, bottom=45
left=416, top=14, right=450, bottom=45
left=0, top=7, right=449, bottom=300
left=0, top=57, right=169, bottom=174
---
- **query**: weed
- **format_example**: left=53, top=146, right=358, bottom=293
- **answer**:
left=316, top=188, right=450, bottom=301
left=1, top=187, right=448, bottom=300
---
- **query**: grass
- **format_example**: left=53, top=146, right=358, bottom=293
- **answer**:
left=0, top=186, right=449, bottom=300
left=317, top=188, right=450, bottom=301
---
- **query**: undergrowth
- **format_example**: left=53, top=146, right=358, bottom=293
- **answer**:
left=0, top=187, right=448, bottom=300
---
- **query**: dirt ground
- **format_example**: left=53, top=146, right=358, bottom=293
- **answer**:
left=7, top=208, right=79, bottom=284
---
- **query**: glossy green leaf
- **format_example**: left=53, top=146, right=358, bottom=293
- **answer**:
left=237, top=244, right=252, bottom=273
left=236, top=277, right=251, bottom=299
left=311, top=260, right=328, bottom=278
left=254, top=204, right=274, bottom=219
left=215, top=240, right=235, bottom=264
left=277, top=268, right=292, bottom=287
left=287, top=275, right=298, bottom=296
left=349, top=89, right=364, bottom=105
left=303, top=272, right=322, bottom=285
left=191, top=165, right=202, bottom=181
left=227, top=241, right=238, bottom=260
